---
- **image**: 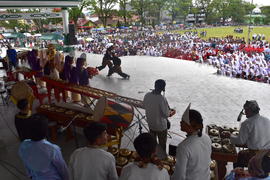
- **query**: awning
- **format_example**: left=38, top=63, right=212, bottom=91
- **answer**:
left=39, top=33, right=64, bottom=40
left=0, top=0, right=81, bottom=8
left=119, top=26, right=129, bottom=29
left=2, top=33, right=25, bottom=38
left=92, top=27, right=105, bottom=31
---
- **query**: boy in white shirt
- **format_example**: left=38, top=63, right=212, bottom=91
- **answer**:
left=69, top=122, right=118, bottom=180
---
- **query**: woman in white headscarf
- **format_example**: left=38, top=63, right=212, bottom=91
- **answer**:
left=171, top=104, right=212, bottom=180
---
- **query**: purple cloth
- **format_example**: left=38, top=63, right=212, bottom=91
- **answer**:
left=69, top=58, right=89, bottom=86
left=61, top=56, right=73, bottom=81
left=28, top=51, right=43, bottom=77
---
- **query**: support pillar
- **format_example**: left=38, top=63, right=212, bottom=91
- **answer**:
left=62, top=8, right=69, bottom=35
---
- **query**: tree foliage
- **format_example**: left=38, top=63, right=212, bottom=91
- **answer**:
left=130, top=0, right=151, bottom=25
left=261, top=6, right=270, bottom=25
left=87, top=0, right=118, bottom=27
left=165, top=0, right=192, bottom=23
left=118, top=0, right=131, bottom=26
left=69, top=0, right=89, bottom=28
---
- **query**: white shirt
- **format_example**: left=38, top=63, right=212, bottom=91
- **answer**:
left=171, top=133, right=212, bottom=180
left=69, top=147, right=118, bottom=180
left=230, top=114, right=270, bottom=150
left=143, top=92, right=170, bottom=131
left=119, top=162, right=169, bottom=180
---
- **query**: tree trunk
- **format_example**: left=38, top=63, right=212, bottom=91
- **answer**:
left=124, top=7, right=127, bottom=26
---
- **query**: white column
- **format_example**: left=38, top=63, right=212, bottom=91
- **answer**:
left=62, top=8, right=69, bottom=35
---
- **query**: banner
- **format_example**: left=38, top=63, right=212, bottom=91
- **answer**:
left=0, top=12, right=63, bottom=20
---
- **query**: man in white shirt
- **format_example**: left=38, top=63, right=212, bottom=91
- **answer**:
left=171, top=104, right=212, bottom=180
left=119, top=133, right=169, bottom=180
left=231, top=100, right=270, bottom=168
left=143, top=79, right=175, bottom=154
left=69, top=122, right=118, bottom=180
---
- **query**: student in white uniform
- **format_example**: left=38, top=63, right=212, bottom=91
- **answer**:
left=119, top=133, right=169, bottom=180
left=231, top=100, right=270, bottom=168
left=69, top=122, right=118, bottom=180
left=171, top=104, right=212, bottom=180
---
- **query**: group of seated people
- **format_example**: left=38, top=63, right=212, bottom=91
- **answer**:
left=76, top=30, right=270, bottom=85
left=14, top=95, right=270, bottom=180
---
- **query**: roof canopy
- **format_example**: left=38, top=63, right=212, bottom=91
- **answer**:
left=0, top=0, right=81, bottom=8
left=39, top=33, right=64, bottom=41
left=2, top=32, right=25, bottom=38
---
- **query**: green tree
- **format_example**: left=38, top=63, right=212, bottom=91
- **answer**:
left=69, top=0, right=89, bottom=28
left=88, top=0, right=118, bottom=27
left=194, top=0, right=212, bottom=23
left=190, top=6, right=201, bottom=24
left=131, top=0, right=151, bottom=25
left=149, top=0, right=166, bottom=25
left=205, top=0, right=231, bottom=25
left=261, top=6, right=270, bottom=25
left=118, top=0, right=131, bottom=26
left=231, top=0, right=254, bottom=24
left=165, top=0, right=191, bottom=24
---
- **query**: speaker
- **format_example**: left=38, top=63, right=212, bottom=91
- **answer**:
left=68, top=24, right=77, bottom=45
left=69, top=24, right=76, bottom=36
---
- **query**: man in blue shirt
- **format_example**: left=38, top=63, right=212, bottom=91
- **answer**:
left=18, top=114, right=69, bottom=180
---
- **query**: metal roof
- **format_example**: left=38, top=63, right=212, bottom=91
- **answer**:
left=0, top=0, right=81, bottom=8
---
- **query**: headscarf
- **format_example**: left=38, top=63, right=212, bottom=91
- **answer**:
left=248, top=150, right=270, bottom=178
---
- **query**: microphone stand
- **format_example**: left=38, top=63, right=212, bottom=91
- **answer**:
left=59, top=114, right=80, bottom=148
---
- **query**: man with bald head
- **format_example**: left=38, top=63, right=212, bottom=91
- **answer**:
left=231, top=100, right=270, bottom=168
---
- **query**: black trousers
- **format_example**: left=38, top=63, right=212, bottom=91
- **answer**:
left=108, top=65, right=129, bottom=78
left=96, top=59, right=113, bottom=72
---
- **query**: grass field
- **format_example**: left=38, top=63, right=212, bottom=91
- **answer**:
left=174, top=26, right=270, bottom=42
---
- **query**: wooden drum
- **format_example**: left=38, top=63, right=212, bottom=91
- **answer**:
left=94, top=96, right=134, bottom=128
left=10, top=81, right=35, bottom=109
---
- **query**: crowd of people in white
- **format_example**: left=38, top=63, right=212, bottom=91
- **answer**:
left=76, top=30, right=270, bottom=83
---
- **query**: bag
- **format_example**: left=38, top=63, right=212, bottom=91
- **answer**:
left=167, top=119, right=171, bottom=129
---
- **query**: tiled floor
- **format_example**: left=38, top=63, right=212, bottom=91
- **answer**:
left=1, top=53, right=270, bottom=179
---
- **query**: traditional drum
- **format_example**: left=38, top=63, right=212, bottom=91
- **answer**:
left=10, top=81, right=35, bottom=109
left=94, top=96, right=134, bottom=128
